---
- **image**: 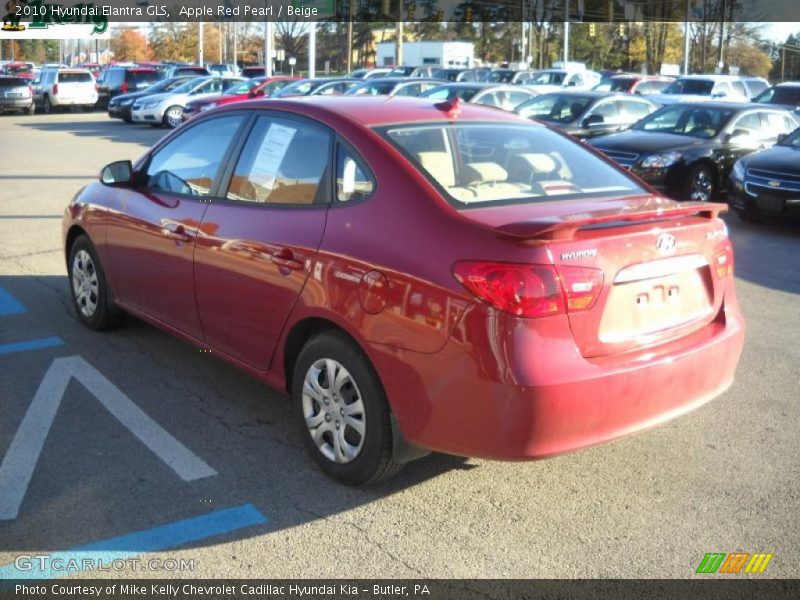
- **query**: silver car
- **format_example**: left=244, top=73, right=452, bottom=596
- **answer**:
left=0, top=77, right=34, bottom=115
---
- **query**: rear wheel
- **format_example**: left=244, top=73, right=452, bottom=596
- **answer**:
left=684, top=165, right=715, bottom=203
left=292, top=332, right=403, bottom=485
left=163, top=105, right=183, bottom=128
left=42, top=96, right=52, bottom=114
left=67, top=235, right=122, bottom=331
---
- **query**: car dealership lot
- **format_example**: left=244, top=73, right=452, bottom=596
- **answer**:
left=0, top=112, right=799, bottom=579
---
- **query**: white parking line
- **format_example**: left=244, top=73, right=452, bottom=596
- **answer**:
left=0, top=355, right=217, bottom=520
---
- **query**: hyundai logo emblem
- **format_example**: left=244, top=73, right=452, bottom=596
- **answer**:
left=655, top=233, right=677, bottom=254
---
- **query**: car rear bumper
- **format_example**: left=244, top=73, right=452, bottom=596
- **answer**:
left=373, top=298, right=744, bottom=460
left=52, top=96, right=97, bottom=106
left=0, top=97, right=32, bottom=109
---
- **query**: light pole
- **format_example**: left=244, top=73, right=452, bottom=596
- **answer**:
left=265, top=21, right=273, bottom=76
left=198, top=22, right=204, bottom=67
left=308, top=23, right=316, bottom=78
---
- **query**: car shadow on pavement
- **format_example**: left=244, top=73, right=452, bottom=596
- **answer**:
left=0, top=275, right=474, bottom=559
left=18, top=117, right=167, bottom=147
left=724, top=213, right=800, bottom=295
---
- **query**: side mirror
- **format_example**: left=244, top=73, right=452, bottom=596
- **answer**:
left=248, top=88, right=266, bottom=98
left=711, top=90, right=728, bottom=98
left=582, top=114, right=605, bottom=127
left=726, top=128, right=754, bottom=145
left=100, top=160, right=133, bottom=186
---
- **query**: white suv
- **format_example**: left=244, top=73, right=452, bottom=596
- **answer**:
left=35, top=68, right=97, bottom=113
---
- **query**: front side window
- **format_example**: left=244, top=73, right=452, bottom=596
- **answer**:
left=145, top=115, right=244, bottom=196
left=620, top=100, right=655, bottom=120
left=379, top=122, right=644, bottom=208
left=226, top=116, right=331, bottom=205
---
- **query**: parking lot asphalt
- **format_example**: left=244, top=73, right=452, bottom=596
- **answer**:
left=0, top=111, right=798, bottom=579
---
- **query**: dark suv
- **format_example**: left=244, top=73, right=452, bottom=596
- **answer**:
left=96, top=67, right=161, bottom=108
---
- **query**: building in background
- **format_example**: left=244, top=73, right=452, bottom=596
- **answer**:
left=376, top=41, right=474, bottom=68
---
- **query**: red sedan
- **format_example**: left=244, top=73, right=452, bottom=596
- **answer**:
left=63, top=97, right=744, bottom=485
left=182, top=76, right=298, bottom=120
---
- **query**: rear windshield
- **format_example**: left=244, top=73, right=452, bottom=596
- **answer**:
left=130, top=70, right=160, bottom=84
left=526, top=71, right=567, bottom=86
left=378, top=122, right=643, bottom=208
left=59, top=72, right=93, bottom=83
left=0, top=77, right=29, bottom=87
left=348, top=81, right=396, bottom=96
left=755, top=86, right=800, bottom=106
left=486, top=70, right=514, bottom=83
left=662, top=79, right=714, bottom=95
left=5, top=65, right=33, bottom=75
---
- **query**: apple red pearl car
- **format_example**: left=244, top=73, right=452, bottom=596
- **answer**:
left=182, top=75, right=299, bottom=120
left=63, top=96, right=744, bottom=485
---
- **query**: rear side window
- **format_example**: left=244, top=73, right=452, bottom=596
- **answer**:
left=336, top=145, right=374, bottom=202
left=145, top=115, right=245, bottom=196
left=379, top=122, right=643, bottom=208
left=59, top=72, right=92, bottom=83
left=226, top=116, right=331, bottom=205
left=731, top=81, right=747, bottom=96
left=745, top=79, right=768, bottom=96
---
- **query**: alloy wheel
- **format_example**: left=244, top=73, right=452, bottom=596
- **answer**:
left=302, top=358, right=366, bottom=464
left=689, top=169, right=713, bottom=202
left=165, top=106, right=183, bottom=128
left=71, top=249, right=100, bottom=318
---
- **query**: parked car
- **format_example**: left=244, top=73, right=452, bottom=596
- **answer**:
left=729, top=127, right=800, bottom=221
left=131, top=76, right=244, bottom=128
left=96, top=67, right=161, bottom=108
left=419, top=82, right=538, bottom=112
left=240, top=66, right=268, bottom=79
left=516, top=91, right=658, bottom=139
left=522, top=68, right=602, bottom=92
left=654, top=74, right=768, bottom=103
left=182, top=76, right=298, bottom=120
left=752, top=82, right=800, bottom=109
left=0, top=76, right=34, bottom=114
left=271, top=78, right=360, bottom=98
left=386, top=65, right=443, bottom=78
left=589, top=101, right=799, bottom=202
left=76, top=62, right=102, bottom=79
left=108, top=76, right=197, bottom=123
left=208, top=63, right=239, bottom=77
left=344, top=77, right=441, bottom=97
left=347, top=68, right=392, bottom=80
left=454, top=67, right=492, bottom=82
left=64, top=96, right=744, bottom=485
left=34, top=68, right=97, bottom=113
left=594, top=74, right=675, bottom=95
left=164, top=65, right=211, bottom=79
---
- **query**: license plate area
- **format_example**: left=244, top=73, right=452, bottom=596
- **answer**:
left=756, top=194, right=784, bottom=212
left=598, top=268, right=713, bottom=344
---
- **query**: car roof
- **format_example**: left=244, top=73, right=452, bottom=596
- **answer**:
left=775, top=81, right=800, bottom=88
left=664, top=100, right=784, bottom=111
left=535, top=90, right=626, bottom=99
left=222, top=96, right=531, bottom=127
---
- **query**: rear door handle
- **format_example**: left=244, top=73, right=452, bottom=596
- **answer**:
left=271, top=249, right=304, bottom=272
left=161, top=222, right=193, bottom=242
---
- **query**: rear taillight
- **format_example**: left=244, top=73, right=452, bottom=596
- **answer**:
left=555, top=266, right=604, bottom=312
left=52, top=83, right=58, bottom=95
left=454, top=261, right=604, bottom=319
left=121, top=81, right=129, bottom=93
left=27, top=85, right=32, bottom=96
left=453, top=262, right=564, bottom=318
left=713, top=242, right=734, bottom=278
left=95, top=83, right=99, bottom=92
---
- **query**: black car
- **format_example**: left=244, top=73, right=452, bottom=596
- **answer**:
left=107, top=76, right=196, bottom=122
left=96, top=67, right=161, bottom=108
left=589, top=102, right=799, bottom=202
left=752, top=82, right=800, bottom=109
left=515, top=91, right=657, bottom=140
left=729, top=127, right=800, bottom=221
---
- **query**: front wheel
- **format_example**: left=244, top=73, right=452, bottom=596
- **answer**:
left=163, top=105, right=183, bottom=129
left=685, top=165, right=715, bottom=202
left=292, top=332, right=404, bottom=485
left=67, top=235, right=122, bottom=331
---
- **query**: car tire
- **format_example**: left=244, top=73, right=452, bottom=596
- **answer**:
left=684, top=164, right=715, bottom=202
left=163, top=105, right=183, bottom=129
left=83, top=105, right=94, bottom=112
left=67, top=235, right=123, bottom=331
left=42, top=96, right=52, bottom=114
left=292, top=332, right=404, bottom=486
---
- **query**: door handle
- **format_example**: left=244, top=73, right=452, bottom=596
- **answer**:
left=161, top=222, right=193, bottom=242
left=271, top=249, right=304, bottom=272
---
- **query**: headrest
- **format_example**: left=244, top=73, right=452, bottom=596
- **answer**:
left=514, top=153, right=558, bottom=174
left=461, top=162, right=508, bottom=185
left=417, top=151, right=455, bottom=188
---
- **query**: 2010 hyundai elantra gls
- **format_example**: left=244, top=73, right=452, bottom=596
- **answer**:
left=63, top=96, right=745, bottom=485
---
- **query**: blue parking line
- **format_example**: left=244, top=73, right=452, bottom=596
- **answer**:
left=0, top=286, right=27, bottom=316
left=0, top=503, right=267, bottom=580
left=0, top=337, right=64, bottom=356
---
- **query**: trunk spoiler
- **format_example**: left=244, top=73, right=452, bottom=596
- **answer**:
left=494, top=202, right=728, bottom=241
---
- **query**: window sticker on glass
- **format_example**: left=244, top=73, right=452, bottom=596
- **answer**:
left=250, top=123, right=297, bottom=191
